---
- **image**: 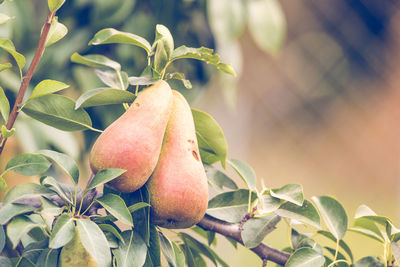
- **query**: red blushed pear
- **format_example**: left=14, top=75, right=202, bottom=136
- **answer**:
left=89, top=80, right=173, bottom=193
left=147, top=90, right=208, bottom=229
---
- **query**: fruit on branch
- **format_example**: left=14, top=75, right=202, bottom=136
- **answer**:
left=90, top=81, right=173, bottom=193
left=59, top=228, right=97, bottom=267
left=147, top=90, right=208, bottom=229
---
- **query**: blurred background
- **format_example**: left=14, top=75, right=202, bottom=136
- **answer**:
left=0, top=0, right=399, bottom=265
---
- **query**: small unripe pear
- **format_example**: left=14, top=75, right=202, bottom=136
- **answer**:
left=147, top=90, right=208, bottom=229
left=59, top=228, right=97, bottom=267
left=90, top=80, right=173, bottom=193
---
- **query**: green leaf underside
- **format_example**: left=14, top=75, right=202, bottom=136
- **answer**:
left=159, top=231, right=177, bottom=267
left=22, top=94, right=93, bottom=131
left=96, top=193, right=133, bottom=226
left=40, top=176, right=73, bottom=205
left=71, top=52, right=121, bottom=70
left=5, top=153, right=51, bottom=176
left=241, top=215, right=280, bottom=248
left=45, top=17, right=68, bottom=47
left=270, top=184, right=303, bottom=206
left=228, top=159, right=256, bottom=191
left=285, top=247, right=325, bottom=267
left=99, top=224, right=124, bottom=244
left=89, top=28, right=152, bottom=54
left=95, top=69, right=129, bottom=90
left=0, top=38, right=25, bottom=69
left=75, top=88, right=135, bottom=109
left=30, top=80, right=69, bottom=99
left=77, top=219, right=111, bottom=267
left=7, top=215, right=42, bottom=249
left=0, top=86, right=9, bottom=122
left=165, top=72, right=192, bottom=89
left=192, top=108, right=228, bottom=168
left=275, top=200, right=321, bottom=229
left=207, top=189, right=256, bottom=223
left=49, top=213, right=75, bottom=248
left=113, top=230, right=147, bottom=267
left=40, top=196, right=63, bottom=216
left=86, top=168, right=126, bottom=192
left=3, top=183, right=53, bottom=204
left=171, top=46, right=235, bottom=76
left=312, top=196, right=348, bottom=240
left=204, top=165, right=238, bottom=190
left=349, top=217, right=384, bottom=243
left=38, top=149, right=79, bottom=185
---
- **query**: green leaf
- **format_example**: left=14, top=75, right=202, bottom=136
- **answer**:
left=38, top=150, right=79, bottom=184
left=172, top=242, right=185, bottom=267
left=99, top=224, right=124, bottom=244
left=170, top=46, right=236, bottom=76
left=317, top=230, right=353, bottom=263
left=153, top=24, right=174, bottom=73
left=36, top=248, right=59, bottom=267
left=275, top=200, right=321, bottom=229
left=0, top=203, right=36, bottom=225
left=0, top=257, right=11, bottom=267
left=0, top=39, right=25, bottom=70
left=204, top=165, right=238, bottom=191
left=247, top=0, right=286, bottom=55
left=285, top=247, right=325, bottom=267
left=0, top=176, right=6, bottom=192
left=241, top=215, right=280, bottom=248
left=45, top=17, right=68, bottom=47
left=95, top=69, right=129, bottom=90
left=3, top=183, right=53, bottom=204
left=0, top=62, right=12, bottom=72
left=391, top=242, right=400, bottom=266
left=48, top=0, right=65, bottom=12
left=7, top=215, right=42, bottom=249
left=312, top=196, right=348, bottom=240
left=113, top=230, right=147, bottom=267
left=324, top=247, right=348, bottom=267
left=354, top=257, right=384, bottom=267
left=96, top=193, right=133, bottom=226
left=227, top=158, right=256, bottom=191
left=22, top=94, right=93, bottom=131
left=71, top=52, right=121, bottom=70
left=30, top=80, right=69, bottom=100
left=0, top=226, right=5, bottom=253
left=256, top=193, right=281, bottom=214
left=49, top=214, right=75, bottom=248
left=192, top=109, right=228, bottom=167
left=40, top=196, right=63, bottom=216
left=40, top=176, right=73, bottom=205
left=0, top=14, right=13, bottom=25
left=0, top=125, right=14, bottom=140
left=128, top=202, right=151, bottom=214
left=270, top=184, right=303, bottom=206
left=146, top=225, right=161, bottom=267
left=159, top=231, right=176, bottom=267
left=0, top=86, right=9, bottom=122
left=207, top=189, right=256, bottom=223
left=165, top=72, right=192, bottom=89
left=180, top=233, right=218, bottom=266
left=354, top=205, right=393, bottom=227
left=5, top=153, right=51, bottom=176
left=89, top=28, right=152, bottom=54
left=128, top=75, right=155, bottom=86
left=86, top=168, right=126, bottom=192
left=349, top=217, right=384, bottom=243
left=76, top=219, right=111, bottom=267
left=75, top=88, right=135, bottom=109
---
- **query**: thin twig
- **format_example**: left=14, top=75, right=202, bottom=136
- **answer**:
left=0, top=11, right=56, bottom=155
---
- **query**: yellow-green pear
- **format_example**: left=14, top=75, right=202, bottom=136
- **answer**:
left=90, top=80, right=173, bottom=193
left=59, top=228, right=97, bottom=267
left=147, top=90, right=208, bottom=229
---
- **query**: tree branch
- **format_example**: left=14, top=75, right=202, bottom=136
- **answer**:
left=197, top=215, right=290, bottom=266
left=0, top=11, right=56, bottom=154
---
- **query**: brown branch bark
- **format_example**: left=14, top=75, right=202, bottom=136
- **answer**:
left=0, top=11, right=56, bottom=154
left=197, top=215, right=290, bottom=266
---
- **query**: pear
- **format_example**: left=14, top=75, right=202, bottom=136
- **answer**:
left=59, top=228, right=97, bottom=267
left=90, top=80, right=173, bottom=193
left=147, top=90, right=208, bottom=229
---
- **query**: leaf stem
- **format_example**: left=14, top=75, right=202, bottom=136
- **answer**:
left=0, top=11, right=56, bottom=155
